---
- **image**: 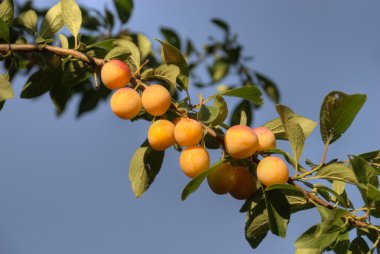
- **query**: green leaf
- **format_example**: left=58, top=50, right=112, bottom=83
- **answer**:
left=136, top=33, right=151, bottom=60
left=160, top=27, right=181, bottom=50
left=260, top=148, right=307, bottom=173
left=104, top=46, right=130, bottom=61
left=315, top=205, right=346, bottom=236
left=347, top=236, right=369, bottom=254
left=49, top=68, right=70, bottom=114
left=20, top=68, right=58, bottom=99
left=348, top=155, right=376, bottom=207
left=181, top=161, right=223, bottom=200
left=367, top=184, right=380, bottom=202
left=129, top=140, right=165, bottom=198
left=113, top=39, right=140, bottom=70
left=230, top=100, right=252, bottom=127
left=349, top=155, right=378, bottom=187
left=358, top=150, right=380, bottom=174
left=314, top=163, right=358, bottom=184
left=86, top=39, right=116, bottom=51
left=276, top=105, right=305, bottom=165
left=295, top=224, right=340, bottom=249
left=0, top=74, right=13, bottom=101
left=61, top=0, right=82, bottom=45
left=295, top=248, right=323, bottom=254
left=331, top=181, right=351, bottom=208
left=256, top=72, right=280, bottom=103
left=211, top=95, right=228, bottom=126
left=240, top=186, right=264, bottom=213
left=264, top=189, right=290, bottom=237
left=245, top=200, right=270, bottom=249
left=357, top=227, right=380, bottom=246
left=156, top=39, right=189, bottom=90
left=258, top=184, right=312, bottom=214
left=208, top=58, right=229, bottom=83
left=219, top=86, right=262, bottom=105
left=61, top=60, right=92, bottom=85
left=104, top=8, right=114, bottom=28
left=40, top=2, right=64, bottom=39
left=0, top=0, right=13, bottom=25
left=0, top=18, right=9, bottom=42
left=17, top=10, right=37, bottom=32
left=359, top=150, right=380, bottom=175
left=264, top=116, right=317, bottom=140
left=320, top=91, right=366, bottom=144
left=332, top=180, right=346, bottom=196
left=265, top=184, right=302, bottom=193
left=113, top=0, right=133, bottom=23
left=197, top=104, right=219, bottom=125
left=77, top=86, right=111, bottom=117
left=58, top=34, right=69, bottom=49
left=141, top=64, right=179, bottom=89
left=331, top=231, right=350, bottom=254
left=211, top=18, right=229, bottom=34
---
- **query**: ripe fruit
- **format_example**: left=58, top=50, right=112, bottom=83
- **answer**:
left=229, top=166, right=257, bottom=200
left=148, top=120, right=175, bottom=151
left=224, top=125, right=259, bottom=159
left=256, top=156, right=289, bottom=187
left=174, top=118, right=203, bottom=147
left=207, top=163, right=237, bottom=195
left=179, top=146, right=210, bottom=178
left=101, top=60, right=131, bottom=90
left=110, top=88, right=142, bottom=120
left=141, top=85, right=171, bottom=116
left=252, top=126, right=276, bottom=152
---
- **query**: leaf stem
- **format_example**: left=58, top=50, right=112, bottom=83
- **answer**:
left=293, top=135, right=332, bottom=180
left=320, top=135, right=332, bottom=165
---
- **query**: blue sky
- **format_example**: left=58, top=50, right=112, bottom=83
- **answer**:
left=1, top=0, right=379, bottom=253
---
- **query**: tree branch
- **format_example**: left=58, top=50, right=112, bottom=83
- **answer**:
left=289, top=179, right=380, bottom=232
left=0, top=43, right=224, bottom=146
left=0, top=44, right=104, bottom=66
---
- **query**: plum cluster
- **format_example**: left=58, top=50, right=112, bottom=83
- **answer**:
left=101, top=60, right=289, bottom=200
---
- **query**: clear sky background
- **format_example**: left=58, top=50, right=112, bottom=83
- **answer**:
left=1, top=0, right=380, bottom=253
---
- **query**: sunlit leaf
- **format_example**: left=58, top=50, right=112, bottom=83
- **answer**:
left=0, top=74, right=13, bottom=101
left=17, top=10, right=37, bottom=32
left=156, top=39, right=189, bottom=90
left=276, top=105, right=305, bottom=165
left=0, top=0, right=13, bottom=25
left=61, top=0, right=82, bottom=45
left=314, top=163, right=358, bottom=184
left=219, top=86, right=262, bottom=105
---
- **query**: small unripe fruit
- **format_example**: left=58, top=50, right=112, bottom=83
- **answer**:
left=148, top=120, right=175, bottom=151
left=101, top=60, right=131, bottom=90
left=110, top=88, right=142, bottom=120
left=229, top=166, right=257, bottom=200
left=174, top=118, right=203, bottom=147
left=256, top=156, right=289, bottom=187
left=253, top=126, right=276, bottom=152
left=207, top=163, right=237, bottom=195
left=141, top=85, right=171, bottom=116
left=225, top=125, right=259, bottom=159
left=180, top=146, right=210, bottom=178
